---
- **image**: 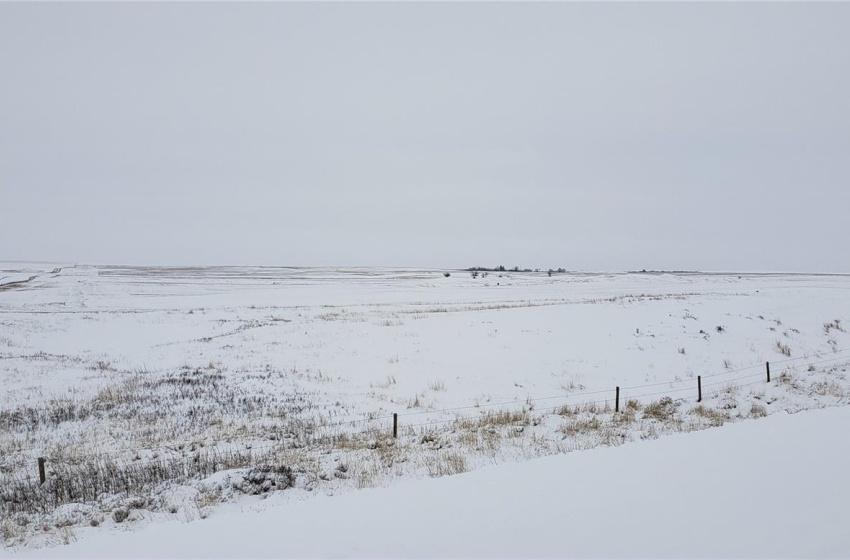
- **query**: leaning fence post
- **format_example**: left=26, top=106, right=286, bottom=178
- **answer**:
left=393, top=413, right=398, bottom=438
left=615, top=386, right=620, bottom=413
left=766, top=361, right=770, bottom=383
left=697, top=375, right=702, bottom=403
left=38, top=457, right=46, bottom=484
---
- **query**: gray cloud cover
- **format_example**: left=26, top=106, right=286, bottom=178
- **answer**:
left=2, top=3, right=848, bottom=271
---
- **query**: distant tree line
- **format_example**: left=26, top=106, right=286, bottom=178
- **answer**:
left=467, top=266, right=567, bottom=278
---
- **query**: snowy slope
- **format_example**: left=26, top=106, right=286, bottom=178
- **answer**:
left=4, top=406, right=848, bottom=558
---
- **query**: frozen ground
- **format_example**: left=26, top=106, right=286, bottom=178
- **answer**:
left=1, top=263, right=849, bottom=551
left=5, top=405, right=849, bottom=559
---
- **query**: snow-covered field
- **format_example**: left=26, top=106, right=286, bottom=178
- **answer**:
left=1, top=263, right=849, bottom=553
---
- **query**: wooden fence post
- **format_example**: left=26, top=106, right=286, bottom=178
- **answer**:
left=697, top=376, right=702, bottom=403
left=393, top=413, right=398, bottom=438
left=766, top=361, right=770, bottom=383
left=615, top=386, right=620, bottom=413
left=38, top=457, right=46, bottom=484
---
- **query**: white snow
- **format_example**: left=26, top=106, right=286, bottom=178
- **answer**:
left=1, top=264, right=849, bottom=555
left=4, top=406, right=849, bottom=558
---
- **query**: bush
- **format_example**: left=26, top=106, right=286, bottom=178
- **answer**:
left=238, top=465, right=294, bottom=495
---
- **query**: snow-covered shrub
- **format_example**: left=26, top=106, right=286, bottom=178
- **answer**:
left=112, top=508, right=129, bottom=523
left=236, top=465, right=294, bottom=495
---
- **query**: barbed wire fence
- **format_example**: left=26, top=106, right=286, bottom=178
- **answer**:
left=2, top=348, right=849, bottom=514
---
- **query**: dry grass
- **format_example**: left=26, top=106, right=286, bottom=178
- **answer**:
left=612, top=408, right=636, bottom=425
left=454, top=409, right=530, bottom=431
left=428, top=380, right=446, bottom=392
left=642, top=397, right=677, bottom=421
left=370, top=375, right=396, bottom=389
left=809, top=381, right=847, bottom=398
left=559, top=378, right=587, bottom=392
left=329, top=427, right=392, bottom=452
left=749, top=403, right=767, bottom=418
left=777, top=371, right=804, bottom=391
left=775, top=340, right=791, bottom=357
left=555, top=404, right=576, bottom=416
left=555, top=401, right=610, bottom=417
left=823, top=320, right=844, bottom=334
left=425, top=452, right=467, bottom=478
left=690, top=404, right=730, bottom=427
left=560, top=417, right=601, bottom=436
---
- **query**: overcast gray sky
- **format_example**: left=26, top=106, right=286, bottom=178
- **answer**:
left=2, top=3, right=848, bottom=271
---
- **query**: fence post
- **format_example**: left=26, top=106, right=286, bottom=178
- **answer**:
left=393, top=413, right=398, bottom=438
left=766, top=361, right=770, bottom=383
left=38, top=457, right=46, bottom=484
left=615, top=386, right=620, bottom=413
left=697, top=376, right=702, bottom=403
